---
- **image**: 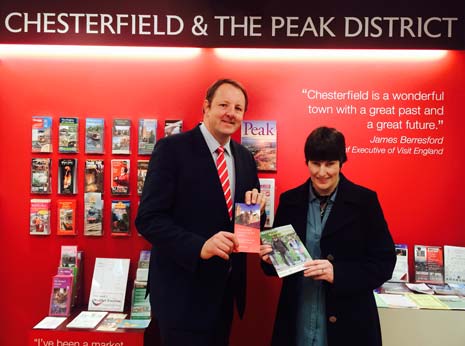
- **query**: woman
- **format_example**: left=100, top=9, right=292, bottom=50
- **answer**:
left=261, top=126, right=396, bottom=346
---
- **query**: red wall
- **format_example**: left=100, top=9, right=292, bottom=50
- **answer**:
left=0, top=48, right=464, bottom=346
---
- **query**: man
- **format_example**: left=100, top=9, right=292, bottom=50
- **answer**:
left=136, top=79, right=265, bottom=346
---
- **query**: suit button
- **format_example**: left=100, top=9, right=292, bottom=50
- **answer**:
left=328, top=316, right=337, bottom=323
left=327, top=254, right=334, bottom=261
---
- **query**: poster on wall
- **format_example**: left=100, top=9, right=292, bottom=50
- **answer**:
left=241, top=120, right=277, bottom=171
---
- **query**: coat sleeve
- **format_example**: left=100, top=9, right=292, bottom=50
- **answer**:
left=135, top=139, right=205, bottom=274
left=329, top=191, right=396, bottom=296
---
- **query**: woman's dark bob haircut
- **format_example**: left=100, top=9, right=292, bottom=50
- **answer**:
left=304, top=126, right=347, bottom=165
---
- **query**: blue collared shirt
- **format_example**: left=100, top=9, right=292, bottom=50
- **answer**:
left=296, top=185, right=337, bottom=346
left=199, top=123, right=236, bottom=202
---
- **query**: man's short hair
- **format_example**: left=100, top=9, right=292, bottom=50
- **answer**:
left=304, top=126, right=347, bottom=164
left=205, top=78, right=248, bottom=112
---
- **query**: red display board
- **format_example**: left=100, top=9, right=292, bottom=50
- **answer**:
left=1, top=48, right=464, bottom=346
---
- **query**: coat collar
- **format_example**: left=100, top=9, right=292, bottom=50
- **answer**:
left=284, top=174, right=360, bottom=238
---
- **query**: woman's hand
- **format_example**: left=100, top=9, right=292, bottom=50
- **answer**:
left=260, top=244, right=273, bottom=264
left=303, top=259, right=334, bottom=283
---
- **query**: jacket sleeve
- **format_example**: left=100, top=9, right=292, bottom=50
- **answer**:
left=329, top=191, right=396, bottom=296
left=135, top=139, right=205, bottom=274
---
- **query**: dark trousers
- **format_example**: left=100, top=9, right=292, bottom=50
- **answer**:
left=158, top=283, right=234, bottom=346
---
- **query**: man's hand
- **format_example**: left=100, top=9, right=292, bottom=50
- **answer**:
left=245, top=188, right=267, bottom=214
left=200, top=231, right=239, bottom=260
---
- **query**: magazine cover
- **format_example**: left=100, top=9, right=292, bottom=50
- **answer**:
left=259, top=178, right=275, bottom=228
left=111, top=200, right=131, bottom=236
left=261, top=224, right=312, bottom=278
left=414, top=245, right=445, bottom=284
left=84, top=192, right=103, bottom=236
left=85, top=118, right=105, bottom=154
left=32, top=116, right=53, bottom=153
left=164, top=119, right=182, bottom=137
left=84, top=159, right=104, bottom=193
left=234, top=203, right=261, bottom=253
left=49, top=274, right=74, bottom=317
left=390, top=244, right=409, bottom=282
left=137, top=160, right=149, bottom=196
left=241, top=120, right=277, bottom=171
left=138, top=119, right=157, bottom=155
left=444, top=245, right=465, bottom=284
left=111, top=159, right=130, bottom=195
left=57, top=200, right=77, bottom=236
left=30, top=198, right=51, bottom=235
left=31, top=158, right=52, bottom=194
left=112, top=119, right=131, bottom=154
left=58, top=158, right=77, bottom=194
left=58, top=117, right=79, bottom=153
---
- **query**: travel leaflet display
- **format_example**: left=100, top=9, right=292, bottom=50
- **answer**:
left=58, top=117, right=79, bottom=153
left=32, top=116, right=52, bottom=153
left=138, top=118, right=157, bottom=155
left=31, top=158, right=52, bottom=194
left=261, top=224, right=312, bottom=278
left=85, top=118, right=105, bottom=154
left=88, top=257, right=130, bottom=312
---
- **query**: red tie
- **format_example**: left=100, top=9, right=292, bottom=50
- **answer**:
left=216, top=146, right=233, bottom=218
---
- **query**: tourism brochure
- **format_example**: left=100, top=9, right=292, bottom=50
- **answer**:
left=118, top=319, right=151, bottom=329
left=390, top=243, right=409, bottom=282
left=33, top=316, right=67, bottom=329
left=444, top=245, right=465, bottom=284
left=259, top=178, right=275, bottom=228
left=96, top=313, right=127, bottom=331
left=234, top=203, right=261, bottom=253
left=260, top=224, right=312, bottom=278
left=406, top=293, right=449, bottom=310
left=377, top=294, right=418, bottom=309
left=66, top=311, right=108, bottom=329
left=88, top=258, right=130, bottom=312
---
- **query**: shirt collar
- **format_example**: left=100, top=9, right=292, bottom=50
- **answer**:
left=309, top=183, right=338, bottom=203
left=199, top=123, right=232, bottom=155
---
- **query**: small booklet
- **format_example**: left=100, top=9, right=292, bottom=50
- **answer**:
left=260, top=224, right=312, bottom=278
left=118, top=319, right=151, bottom=329
left=234, top=203, right=261, bottom=253
left=33, top=316, right=67, bottom=329
left=405, top=283, right=435, bottom=295
left=96, top=313, right=127, bottom=331
left=66, top=311, right=108, bottom=329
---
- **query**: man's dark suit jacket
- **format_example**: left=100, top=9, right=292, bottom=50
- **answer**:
left=262, top=174, right=396, bottom=346
left=135, top=125, right=260, bottom=330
